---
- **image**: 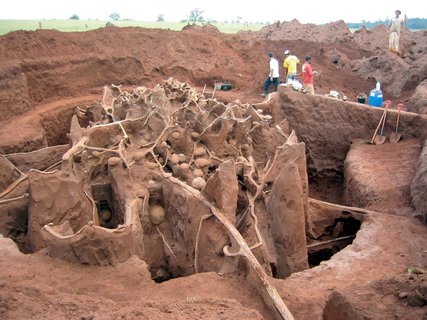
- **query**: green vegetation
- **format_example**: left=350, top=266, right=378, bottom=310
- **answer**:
left=188, top=8, right=204, bottom=23
left=157, top=14, right=165, bottom=22
left=0, top=19, right=265, bottom=36
left=109, top=13, right=121, bottom=21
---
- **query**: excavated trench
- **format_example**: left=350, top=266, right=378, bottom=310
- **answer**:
left=6, top=78, right=427, bottom=320
left=0, top=81, right=365, bottom=286
left=308, top=214, right=361, bottom=267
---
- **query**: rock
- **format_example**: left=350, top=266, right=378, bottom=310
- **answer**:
left=202, top=160, right=238, bottom=224
left=169, top=153, right=180, bottom=165
left=323, top=291, right=361, bottom=320
left=323, top=290, right=361, bottom=320
left=190, top=132, right=200, bottom=139
left=267, top=161, right=309, bottom=278
left=194, top=147, right=207, bottom=157
left=133, top=152, right=145, bottom=163
left=407, top=290, right=425, bottom=307
left=107, top=157, right=121, bottom=166
left=228, top=139, right=237, bottom=146
left=171, top=131, right=181, bottom=139
left=193, top=169, right=204, bottom=177
left=143, top=132, right=151, bottom=141
left=194, top=158, right=210, bottom=168
left=100, top=209, right=112, bottom=222
left=398, top=292, right=408, bottom=299
left=145, top=161, right=158, bottom=169
left=192, top=177, right=206, bottom=190
left=92, top=150, right=101, bottom=158
left=241, top=144, right=250, bottom=151
left=149, top=205, right=166, bottom=225
left=413, top=267, right=424, bottom=275
left=180, top=163, right=190, bottom=171
left=177, top=154, right=186, bottom=162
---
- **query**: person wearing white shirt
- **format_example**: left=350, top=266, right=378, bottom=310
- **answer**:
left=389, top=10, right=407, bottom=55
left=262, top=52, right=280, bottom=96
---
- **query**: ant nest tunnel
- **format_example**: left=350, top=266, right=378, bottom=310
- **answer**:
left=0, top=78, right=364, bottom=319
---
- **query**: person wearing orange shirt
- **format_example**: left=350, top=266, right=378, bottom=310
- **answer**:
left=302, top=56, right=316, bottom=94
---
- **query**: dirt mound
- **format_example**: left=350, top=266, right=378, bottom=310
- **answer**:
left=3, top=20, right=425, bottom=130
left=408, top=79, right=427, bottom=114
left=323, top=272, right=427, bottom=320
left=253, top=19, right=352, bottom=43
left=182, top=23, right=220, bottom=34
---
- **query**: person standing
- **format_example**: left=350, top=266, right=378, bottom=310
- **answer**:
left=302, top=56, right=315, bottom=94
left=262, top=52, right=280, bottom=96
left=389, top=10, right=407, bottom=54
left=283, top=50, right=300, bottom=82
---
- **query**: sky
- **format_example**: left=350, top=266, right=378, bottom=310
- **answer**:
left=1, top=0, right=426, bottom=23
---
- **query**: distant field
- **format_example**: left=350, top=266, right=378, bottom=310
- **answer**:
left=0, top=19, right=265, bottom=35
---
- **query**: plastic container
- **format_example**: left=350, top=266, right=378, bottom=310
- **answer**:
left=368, top=89, right=383, bottom=107
left=357, top=97, right=366, bottom=104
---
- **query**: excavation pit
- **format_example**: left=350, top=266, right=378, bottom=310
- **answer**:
left=307, top=214, right=362, bottom=267
left=91, top=183, right=123, bottom=229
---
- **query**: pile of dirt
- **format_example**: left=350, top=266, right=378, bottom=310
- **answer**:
left=323, top=271, right=427, bottom=320
left=408, top=79, right=427, bottom=114
left=1, top=20, right=425, bottom=132
left=251, top=20, right=352, bottom=43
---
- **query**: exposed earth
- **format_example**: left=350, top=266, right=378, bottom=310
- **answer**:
left=0, top=21, right=426, bottom=320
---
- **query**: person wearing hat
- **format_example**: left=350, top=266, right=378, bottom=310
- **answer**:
left=261, top=52, right=280, bottom=96
left=283, top=50, right=300, bottom=82
left=389, top=10, right=407, bottom=54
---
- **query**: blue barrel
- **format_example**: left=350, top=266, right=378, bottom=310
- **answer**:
left=368, top=89, right=383, bottom=107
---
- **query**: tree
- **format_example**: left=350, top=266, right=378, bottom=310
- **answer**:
left=69, top=14, right=80, bottom=20
left=188, top=8, right=204, bottom=22
left=157, top=14, right=165, bottom=22
left=236, top=16, right=242, bottom=23
left=109, top=12, right=121, bottom=21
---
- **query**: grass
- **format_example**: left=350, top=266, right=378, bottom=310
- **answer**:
left=0, top=19, right=265, bottom=36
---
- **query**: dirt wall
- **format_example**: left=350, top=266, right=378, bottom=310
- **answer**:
left=279, top=88, right=427, bottom=177
left=411, top=140, right=427, bottom=222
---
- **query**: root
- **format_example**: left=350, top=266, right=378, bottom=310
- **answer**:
left=0, top=193, right=28, bottom=205
left=0, top=175, right=28, bottom=199
left=44, top=160, right=63, bottom=172
left=83, top=190, right=99, bottom=225
left=194, top=213, right=213, bottom=273
left=157, top=169, right=294, bottom=320
left=156, top=226, right=176, bottom=259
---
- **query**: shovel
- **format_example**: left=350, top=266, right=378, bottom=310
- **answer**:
left=374, top=106, right=388, bottom=145
left=390, top=103, right=403, bottom=144
left=370, top=100, right=391, bottom=144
